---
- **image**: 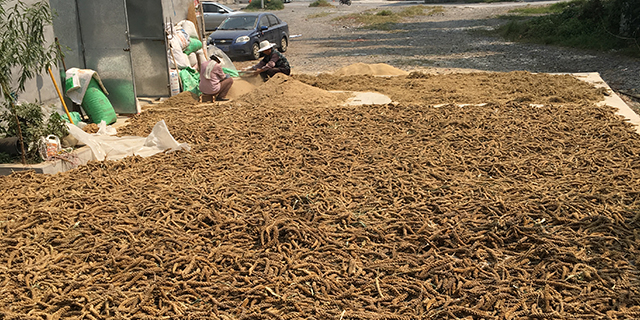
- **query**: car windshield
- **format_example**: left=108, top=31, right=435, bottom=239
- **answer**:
left=218, top=16, right=257, bottom=30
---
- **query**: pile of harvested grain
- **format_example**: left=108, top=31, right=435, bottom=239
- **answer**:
left=295, top=70, right=605, bottom=105
left=82, top=123, right=99, bottom=134
left=333, top=63, right=409, bottom=76
left=227, top=78, right=257, bottom=100
left=1, top=72, right=639, bottom=320
left=232, top=73, right=351, bottom=109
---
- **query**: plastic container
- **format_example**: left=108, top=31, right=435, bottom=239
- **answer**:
left=170, top=69, right=181, bottom=96
left=40, top=135, right=60, bottom=160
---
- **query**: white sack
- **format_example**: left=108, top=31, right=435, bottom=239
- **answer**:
left=168, top=48, right=191, bottom=69
left=188, top=52, right=198, bottom=69
left=196, top=49, right=207, bottom=65
left=177, top=20, right=198, bottom=38
left=67, top=120, right=190, bottom=161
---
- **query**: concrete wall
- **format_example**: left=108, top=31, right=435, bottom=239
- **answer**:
left=50, top=0, right=84, bottom=70
left=162, top=0, right=193, bottom=25
left=1, top=0, right=61, bottom=112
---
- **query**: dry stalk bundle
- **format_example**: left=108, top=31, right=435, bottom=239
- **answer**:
left=1, top=73, right=639, bottom=319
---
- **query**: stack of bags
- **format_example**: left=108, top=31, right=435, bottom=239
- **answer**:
left=168, top=20, right=206, bottom=70
left=167, top=20, right=207, bottom=96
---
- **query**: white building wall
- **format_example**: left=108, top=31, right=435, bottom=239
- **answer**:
left=1, top=0, right=61, bottom=112
left=162, top=0, right=194, bottom=25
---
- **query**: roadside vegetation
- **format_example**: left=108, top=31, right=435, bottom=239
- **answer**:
left=245, top=0, right=284, bottom=11
left=309, top=0, right=334, bottom=8
left=497, top=0, right=640, bottom=56
left=333, top=5, right=444, bottom=31
left=505, top=2, right=570, bottom=16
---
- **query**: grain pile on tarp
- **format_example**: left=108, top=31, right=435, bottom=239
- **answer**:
left=1, top=70, right=640, bottom=320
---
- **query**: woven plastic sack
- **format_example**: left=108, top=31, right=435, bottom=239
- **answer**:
left=82, top=78, right=117, bottom=125
left=184, top=38, right=203, bottom=55
left=222, top=67, right=239, bottom=78
left=61, top=111, right=82, bottom=124
left=179, top=67, right=201, bottom=96
left=177, top=20, right=198, bottom=38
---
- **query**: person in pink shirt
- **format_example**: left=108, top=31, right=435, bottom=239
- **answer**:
left=199, top=55, right=233, bottom=102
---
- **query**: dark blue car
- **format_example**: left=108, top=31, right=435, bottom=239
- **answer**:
left=207, top=12, right=289, bottom=60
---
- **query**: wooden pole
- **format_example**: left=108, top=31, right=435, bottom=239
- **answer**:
left=48, top=68, right=74, bottom=125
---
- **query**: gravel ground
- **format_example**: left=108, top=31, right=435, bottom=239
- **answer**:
left=227, top=0, right=640, bottom=112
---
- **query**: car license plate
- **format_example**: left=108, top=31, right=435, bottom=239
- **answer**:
left=217, top=45, right=230, bottom=52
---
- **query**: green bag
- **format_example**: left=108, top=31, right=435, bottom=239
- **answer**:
left=82, top=79, right=117, bottom=125
left=61, top=111, right=82, bottom=125
left=179, top=67, right=201, bottom=96
left=222, top=67, right=239, bottom=78
left=184, top=37, right=203, bottom=55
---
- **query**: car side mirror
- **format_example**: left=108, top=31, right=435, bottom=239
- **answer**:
left=260, top=25, right=268, bottom=31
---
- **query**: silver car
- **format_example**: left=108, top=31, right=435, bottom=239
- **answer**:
left=202, top=2, right=238, bottom=31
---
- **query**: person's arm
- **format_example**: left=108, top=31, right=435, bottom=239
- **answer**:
left=262, top=53, right=279, bottom=70
left=253, top=59, right=267, bottom=70
left=255, top=53, right=278, bottom=73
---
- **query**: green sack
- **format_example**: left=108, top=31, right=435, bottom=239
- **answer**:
left=179, top=67, right=201, bottom=96
left=184, top=37, right=202, bottom=55
left=82, top=78, right=117, bottom=125
left=61, top=111, right=82, bottom=125
left=222, top=67, right=239, bottom=78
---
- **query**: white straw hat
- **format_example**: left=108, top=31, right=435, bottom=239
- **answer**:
left=257, top=40, right=276, bottom=53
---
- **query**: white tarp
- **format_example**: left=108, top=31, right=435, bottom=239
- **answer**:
left=67, top=120, right=190, bottom=161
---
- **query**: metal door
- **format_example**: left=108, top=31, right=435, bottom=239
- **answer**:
left=126, top=0, right=170, bottom=97
left=76, top=0, right=137, bottom=114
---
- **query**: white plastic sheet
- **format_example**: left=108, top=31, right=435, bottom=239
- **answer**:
left=67, top=120, right=190, bottom=161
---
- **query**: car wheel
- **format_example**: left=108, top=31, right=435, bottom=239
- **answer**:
left=279, top=36, right=288, bottom=53
left=251, top=42, right=260, bottom=60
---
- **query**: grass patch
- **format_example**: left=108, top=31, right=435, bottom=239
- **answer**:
left=245, top=0, right=284, bottom=11
left=307, top=11, right=333, bottom=18
left=496, top=0, right=640, bottom=56
left=399, top=5, right=444, bottom=17
left=333, top=5, right=444, bottom=30
left=309, top=0, right=334, bottom=8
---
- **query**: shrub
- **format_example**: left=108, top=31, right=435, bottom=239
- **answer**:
left=309, top=0, right=334, bottom=7
left=498, top=0, right=639, bottom=55
left=0, top=103, right=69, bottom=163
left=246, top=0, right=284, bottom=10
